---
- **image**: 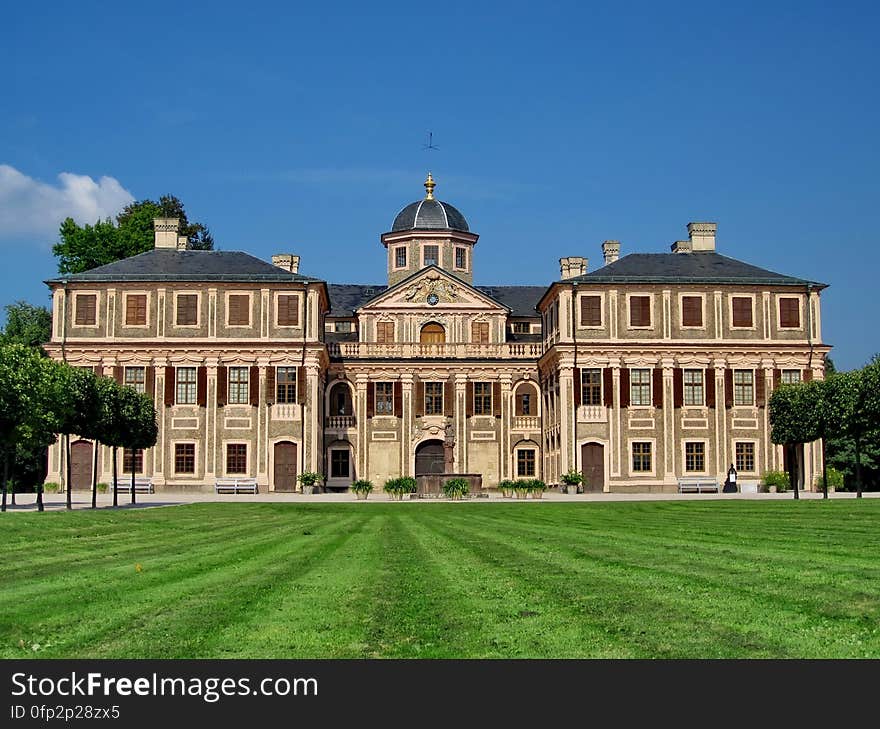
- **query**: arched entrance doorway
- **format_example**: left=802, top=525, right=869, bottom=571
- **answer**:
left=70, top=440, right=93, bottom=491
left=420, top=323, right=445, bottom=344
left=581, top=443, right=605, bottom=493
left=273, top=441, right=298, bottom=492
left=415, top=440, right=445, bottom=475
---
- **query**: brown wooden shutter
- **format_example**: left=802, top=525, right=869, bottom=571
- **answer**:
left=216, top=365, right=227, bottom=407
left=367, top=382, right=375, bottom=418
left=249, top=365, right=260, bottom=406
left=724, top=369, right=734, bottom=408
left=265, top=367, right=276, bottom=404
left=620, top=369, right=630, bottom=408
left=706, top=368, right=716, bottom=407
left=444, top=379, right=454, bottom=417
left=515, top=387, right=524, bottom=416
left=466, top=382, right=474, bottom=417
left=113, top=366, right=123, bottom=385
left=603, top=368, right=613, bottom=407
left=414, top=378, right=424, bottom=416
left=673, top=368, right=683, bottom=408
left=296, top=367, right=306, bottom=405
left=145, top=366, right=155, bottom=400
left=773, top=368, right=781, bottom=391
left=573, top=368, right=582, bottom=407
left=756, top=370, right=766, bottom=407
left=652, top=368, right=663, bottom=407
left=803, top=369, right=813, bottom=382
left=197, top=366, right=207, bottom=407
left=164, top=366, right=175, bottom=406
left=493, top=381, right=501, bottom=417
left=394, top=381, right=402, bottom=418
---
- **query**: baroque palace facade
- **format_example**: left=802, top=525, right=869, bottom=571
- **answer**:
left=44, top=174, right=830, bottom=493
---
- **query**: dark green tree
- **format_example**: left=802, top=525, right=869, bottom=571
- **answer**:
left=54, top=366, right=101, bottom=510
left=117, top=387, right=158, bottom=505
left=1, top=301, right=52, bottom=351
left=53, top=194, right=213, bottom=274
left=769, top=382, right=820, bottom=500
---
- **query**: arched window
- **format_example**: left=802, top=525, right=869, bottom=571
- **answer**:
left=328, top=381, right=353, bottom=416
left=420, top=322, right=446, bottom=344
left=514, top=382, right=539, bottom=416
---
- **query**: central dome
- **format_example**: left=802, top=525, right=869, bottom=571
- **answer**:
left=390, top=173, right=469, bottom=233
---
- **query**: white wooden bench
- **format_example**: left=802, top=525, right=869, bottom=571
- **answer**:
left=113, top=477, right=154, bottom=493
left=215, top=477, right=258, bottom=494
left=677, top=476, right=719, bottom=493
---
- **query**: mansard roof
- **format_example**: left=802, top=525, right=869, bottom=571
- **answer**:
left=46, top=249, right=323, bottom=284
left=567, top=251, right=827, bottom=288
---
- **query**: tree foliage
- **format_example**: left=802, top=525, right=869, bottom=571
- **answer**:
left=1, top=301, right=52, bottom=350
left=53, top=194, right=213, bottom=274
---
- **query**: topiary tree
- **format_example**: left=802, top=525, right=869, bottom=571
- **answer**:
left=54, top=366, right=101, bottom=510
left=769, top=381, right=820, bottom=500
left=117, top=387, right=158, bottom=505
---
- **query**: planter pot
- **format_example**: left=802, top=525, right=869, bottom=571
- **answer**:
left=303, top=485, right=314, bottom=495
left=502, top=491, right=512, bottom=498
left=355, top=492, right=369, bottom=500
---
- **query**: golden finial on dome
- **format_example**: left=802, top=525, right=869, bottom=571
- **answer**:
left=424, top=172, right=436, bottom=200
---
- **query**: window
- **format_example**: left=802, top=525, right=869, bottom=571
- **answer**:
left=685, top=442, right=705, bottom=472
left=176, top=367, right=197, bottom=405
left=330, top=450, right=350, bottom=478
left=629, top=296, right=651, bottom=327
left=420, top=323, right=445, bottom=344
left=781, top=370, right=801, bottom=384
left=733, top=370, right=754, bottom=406
left=518, top=392, right=532, bottom=416
left=683, top=369, right=704, bottom=406
left=517, top=449, right=536, bottom=477
left=471, top=321, right=489, bottom=343
left=395, top=247, right=407, bottom=268
left=735, top=442, right=755, bottom=472
left=335, top=321, right=352, bottom=333
left=123, top=448, right=143, bottom=474
left=124, top=366, right=145, bottom=394
left=227, top=295, right=250, bottom=326
left=277, top=295, right=299, bottom=326
left=682, top=296, right=702, bottom=327
left=632, top=442, right=652, bottom=472
left=276, top=367, right=297, bottom=403
left=474, top=382, right=492, bottom=415
left=455, top=247, right=467, bottom=269
left=425, top=382, right=444, bottom=415
left=226, top=444, right=247, bottom=474
left=423, top=245, right=439, bottom=267
left=74, top=294, right=96, bottom=325
left=375, top=382, right=394, bottom=414
left=580, top=295, right=602, bottom=327
left=176, top=294, right=198, bottom=326
left=779, top=298, right=800, bottom=328
left=732, top=297, right=753, bottom=327
left=228, top=367, right=250, bottom=404
left=125, top=294, right=147, bottom=326
left=581, top=368, right=602, bottom=406
left=512, top=321, right=530, bottom=334
left=376, top=322, right=394, bottom=343
left=630, top=369, right=651, bottom=406
left=175, top=443, right=195, bottom=474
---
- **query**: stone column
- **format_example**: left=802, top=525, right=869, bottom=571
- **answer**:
left=662, top=358, right=675, bottom=480
left=499, top=373, right=512, bottom=480
left=355, top=374, right=369, bottom=480
left=205, top=360, right=218, bottom=484
left=401, top=374, right=414, bottom=477
left=455, top=374, right=468, bottom=473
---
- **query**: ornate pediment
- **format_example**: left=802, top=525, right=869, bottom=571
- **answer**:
left=358, top=268, right=506, bottom=313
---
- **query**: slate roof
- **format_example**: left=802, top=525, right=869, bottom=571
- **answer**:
left=327, top=284, right=388, bottom=317
left=566, top=251, right=826, bottom=288
left=475, top=286, right=545, bottom=317
left=46, top=249, right=323, bottom=284
left=391, top=199, right=469, bottom=232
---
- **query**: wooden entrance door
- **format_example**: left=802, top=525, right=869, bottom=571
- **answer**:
left=70, top=440, right=93, bottom=491
left=415, top=440, right=445, bottom=475
left=273, top=441, right=298, bottom=492
left=581, top=443, right=604, bottom=493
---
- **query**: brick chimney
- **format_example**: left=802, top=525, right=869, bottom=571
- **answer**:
left=671, top=239, right=692, bottom=253
left=153, top=218, right=180, bottom=249
left=601, top=240, right=620, bottom=265
left=559, top=256, right=588, bottom=279
left=272, top=254, right=300, bottom=274
left=687, top=222, right=717, bottom=251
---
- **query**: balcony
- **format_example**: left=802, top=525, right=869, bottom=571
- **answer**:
left=576, top=405, right=607, bottom=423
left=326, top=415, right=357, bottom=430
left=512, top=416, right=540, bottom=431
left=326, top=342, right=543, bottom=360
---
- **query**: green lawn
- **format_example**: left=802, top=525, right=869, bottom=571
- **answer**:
left=2, top=500, right=879, bottom=658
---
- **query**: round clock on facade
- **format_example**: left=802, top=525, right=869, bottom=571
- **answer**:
left=427, top=293, right=439, bottom=306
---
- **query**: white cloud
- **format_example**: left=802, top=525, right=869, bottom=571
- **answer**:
left=0, top=164, right=135, bottom=240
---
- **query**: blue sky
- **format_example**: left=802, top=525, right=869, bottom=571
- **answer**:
left=1, top=0, right=877, bottom=369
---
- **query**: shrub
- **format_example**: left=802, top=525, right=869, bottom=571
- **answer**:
left=443, top=477, right=470, bottom=499
left=43, top=482, right=60, bottom=493
left=815, top=467, right=844, bottom=491
left=96, top=482, right=109, bottom=493
left=560, top=470, right=583, bottom=486
left=761, top=470, right=790, bottom=492
left=298, top=472, right=322, bottom=487
left=526, top=478, right=547, bottom=498
left=351, top=479, right=373, bottom=494
left=383, top=477, right=417, bottom=500
left=498, top=479, right=516, bottom=497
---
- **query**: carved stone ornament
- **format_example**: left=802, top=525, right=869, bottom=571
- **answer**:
left=403, top=272, right=460, bottom=304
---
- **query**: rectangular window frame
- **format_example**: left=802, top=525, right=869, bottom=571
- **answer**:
left=375, top=382, right=394, bottom=415
left=422, top=244, right=440, bottom=268
left=73, top=292, right=98, bottom=327
left=679, top=293, right=705, bottom=329
left=777, top=296, right=803, bottom=330
left=124, top=366, right=146, bottom=394
left=275, top=292, right=301, bottom=328
left=176, top=367, right=198, bottom=405
left=733, top=369, right=755, bottom=407
left=424, top=382, right=444, bottom=416
left=683, top=369, right=704, bottom=406
left=394, top=246, right=407, bottom=270
left=780, top=369, right=801, bottom=385
left=581, top=368, right=602, bottom=406
left=511, top=321, right=531, bottom=334
left=123, top=448, right=144, bottom=474
left=627, top=293, right=653, bottom=329
left=579, top=294, right=604, bottom=328
left=276, top=367, right=297, bottom=404
left=630, top=440, right=654, bottom=475
left=630, top=368, right=652, bottom=407
left=330, top=449, right=350, bottom=478
left=174, top=442, right=196, bottom=475
left=516, top=449, right=536, bottom=477
left=376, top=321, right=395, bottom=344
left=684, top=441, right=706, bottom=473
left=123, top=292, right=149, bottom=328
left=471, top=321, right=490, bottom=344
left=174, top=292, right=200, bottom=328
left=225, top=443, right=248, bottom=475
left=735, top=441, right=757, bottom=473
left=473, top=382, right=492, bottom=416
left=730, top=295, right=756, bottom=330
left=226, top=292, right=253, bottom=328
left=228, top=366, right=250, bottom=405
left=454, top=246, right=467, bottom=271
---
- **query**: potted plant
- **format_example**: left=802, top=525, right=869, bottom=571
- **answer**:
left=513, top=480, right=530, bottom=499
left=815, top=466, right=843, bottom=493
left=443, top=477, right=470, bottom=500
left=383, top=476, right=416, bottom=501
left=560, top=470, right=583, bottom=495
left=760, top=470, right=789, bottom=493
left=351, top=479, right=373, bottom=500
left=527, top=478, right=547, bottom=499
left=498, top=479, right=516, bottom=498
left=298, top=471, right=322, bottom=494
